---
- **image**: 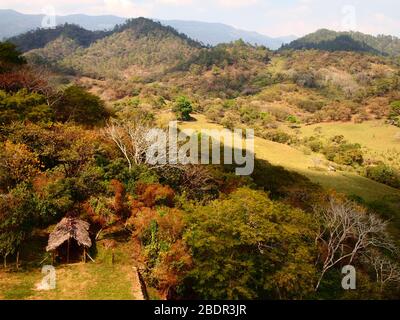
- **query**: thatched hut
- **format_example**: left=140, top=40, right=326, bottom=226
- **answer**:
left=46, top=218, right=92, bottom=263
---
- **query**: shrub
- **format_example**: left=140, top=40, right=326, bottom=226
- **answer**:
left=135, top=183, right=175, bottom=208
left=263, top=130, right=294, bottom=144
left=295, top=98, right=325, bottom=112
left=364, top=164, right=400, bottom=189
left=389, top=101, right=400, bottom=127
left=322, top=137, right=364, bottom=166
left=305, top=136, right=324, bottom=152
left=287, top=114, right=300, bottom=124
left=173, top=96, right=193, bottom=121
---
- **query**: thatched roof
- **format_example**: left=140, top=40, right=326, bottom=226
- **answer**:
left=46, top=218, right=92, bottom=252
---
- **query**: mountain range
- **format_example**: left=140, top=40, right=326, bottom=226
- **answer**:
left=0, top=9, right=295, bottom=49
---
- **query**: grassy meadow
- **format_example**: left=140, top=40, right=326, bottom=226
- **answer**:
left=0, top=230, right=142, bottom=300
left=180, top=114, right=400, bottom=214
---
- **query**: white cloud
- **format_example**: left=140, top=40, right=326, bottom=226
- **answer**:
left=217, top=0, right=258, bottom=8
left=358, top=12, right=400, bottom=36
left=0, top=0, right=399, bottom=37
left=156, top=0, right=193, bottom=5
left=101, top=0, right=153, bottom=17
left=0, top=0, right=153, bottom=17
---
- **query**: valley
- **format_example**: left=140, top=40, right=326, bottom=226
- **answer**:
left=1, top=16, right=400, bottom=300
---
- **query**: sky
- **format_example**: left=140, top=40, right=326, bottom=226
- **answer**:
left=0, top=0, right=399, bottom=37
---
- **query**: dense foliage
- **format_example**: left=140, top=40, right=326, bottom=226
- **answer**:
left=0, top=42, right=26, bottom=72
left=8, top=23, right=110, bottom=53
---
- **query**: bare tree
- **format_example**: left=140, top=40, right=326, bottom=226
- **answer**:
left=105, top=119, right=152, bottom=170
left=314, top=197, right=394, bottom=291
left=104, top=115, right=172, bottom=171
left=363, top=250, right=400, bottom=292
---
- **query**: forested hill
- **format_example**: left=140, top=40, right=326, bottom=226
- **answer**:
left=281, top=29, right=400, bottom=56
left=7, top=24, right=111, bottom=53
left=17, top=18, right=203, bottom=79
left=8, top=18, right=203, bottom=54
left=112, top=18, right=203, bottom=49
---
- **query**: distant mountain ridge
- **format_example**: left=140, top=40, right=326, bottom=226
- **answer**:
left=281, top=29, right=400, bottom=56
left=0, top=9, right=294, bottom=49
left=157, top=20, right=296, bottom=49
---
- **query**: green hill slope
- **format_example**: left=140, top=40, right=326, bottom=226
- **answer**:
left=22, top=18, right=202, bottom=80
left=8, top=23, right=110, bottom=52
left=281, top=29, right=400, bottom=56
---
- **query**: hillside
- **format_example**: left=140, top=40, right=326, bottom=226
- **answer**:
left=281, top=29, right=400, bottom=56
left=180, top=114, right=400, bottom=211
left=8, top=24, right=111, bottom=53
left=22, top=18, right=202, bottom=80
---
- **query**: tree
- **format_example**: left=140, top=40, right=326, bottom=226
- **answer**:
left=363, top=250, right=400, bottom=293
left=0, top=42, right=26, bottom=73
left=105, top=117, right=158, bottom=170
left=313, top=196, right=395, bottom=290
left=0, top=184, right=37, bottom=268
left=3, top=122, right=107, bottom=177
left=0, top=89, right=53, bottom=124
left=173, top=96, right=193, bottom=121
left=0, top=140, right=41, bottom=189
left=55, top=85, right=109, bottom=125
left=128, top=203, right=191, bottom=299
left=184, top=188, right=318, bottom=299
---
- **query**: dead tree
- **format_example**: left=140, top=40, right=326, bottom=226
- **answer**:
left=104, top=119, right=157, bottom=170
left=363, top=251, right=400, bottom=292
left=314, top=197, right=395, bottom=291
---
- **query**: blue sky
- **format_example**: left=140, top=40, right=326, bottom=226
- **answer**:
left=1, top=0, right=399, bottom=37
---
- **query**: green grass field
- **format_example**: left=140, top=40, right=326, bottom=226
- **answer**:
left=180, top=115, right=400, bottom=209
left=0, top=230, right=142, bottom=300
left=298, top=121, right=400, bottom=153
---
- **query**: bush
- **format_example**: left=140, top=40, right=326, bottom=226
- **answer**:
left=263, top=130, right=294, bottom=145
left=306, top=137, right=324, bottom=152
left=322, top=137, right=364, bottom=166
left=295, top=98, right=325, bottom=112
left=389, top=101, right=400, bottom=127
left=364, top=164, right=400, bottom=189
left=287, top=114, right=300, bottom=124
left=173, top=96, right=193, bottom=121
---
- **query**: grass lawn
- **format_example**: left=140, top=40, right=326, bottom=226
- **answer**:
left=0, top=230, right=142, bottom=300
